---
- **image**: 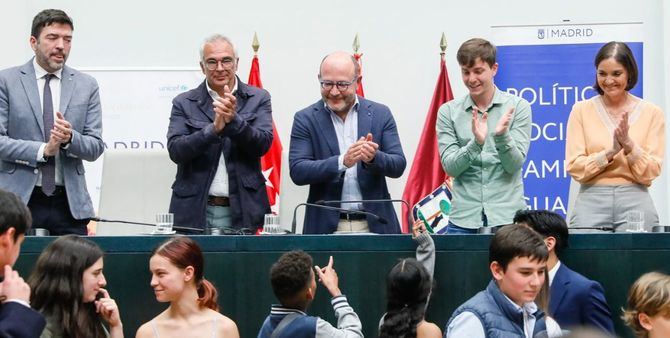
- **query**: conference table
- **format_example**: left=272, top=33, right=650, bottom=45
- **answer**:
left=15, top=233, right=670, bottom=338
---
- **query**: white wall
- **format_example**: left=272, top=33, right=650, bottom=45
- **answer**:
left=2, top=0, right=667, bottom=229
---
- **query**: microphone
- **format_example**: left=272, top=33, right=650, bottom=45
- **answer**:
left=93, top=217, right=205, bottom=234
left=291, top=203, right=387, bottom=234
left=315, top=199, right=410, bottom=232
left=568, top=226, right=616, bottom=233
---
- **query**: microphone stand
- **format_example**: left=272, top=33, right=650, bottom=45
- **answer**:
left=316, top=199, right=410, bottom=232
left=291, top=203, right=386, bottom=234
left=93, top=217, right=205, bottom=234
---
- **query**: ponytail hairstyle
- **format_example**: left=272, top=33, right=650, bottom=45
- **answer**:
left=152, top=236, right=219, bottom=311
left=379, top=258, right=432, bottom=338
left=29, top=235, right=107, bottom=338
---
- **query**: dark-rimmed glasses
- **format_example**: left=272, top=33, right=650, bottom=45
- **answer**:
left=319, top=76, right=357, bottom=91
left=204, top=57, right=236, bottom=71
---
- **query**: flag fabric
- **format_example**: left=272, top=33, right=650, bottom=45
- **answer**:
left=353, top=53, right=365, bottom=97
left=400, top=55, right=454, bottom=233
left=248, top=54, right=283, bottom=214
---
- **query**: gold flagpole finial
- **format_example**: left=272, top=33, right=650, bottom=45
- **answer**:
left=352, top=33, right=360, bottom=54
left=440, top=32, right=447, bottom=55
left=252, top=32, right=260, bottom=54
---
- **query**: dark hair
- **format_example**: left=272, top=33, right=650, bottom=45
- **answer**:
left=270, top=250, right=313, bottom=308
left=379, top=258, right=432, bottom=338
left=593, top=41, right=638, bottom=95
left=457, top=38, right=496, bottom=67
left=514, top=209, right=569, bottom=256
left=29, top=235, right=106, bottom=338
left=0, top=189, right=32, bottom=240
left=31, top=9, right=73, bottom=38
left=489, top=225, right=548, bottom=271
left=153, top=236, right=219, bottom=311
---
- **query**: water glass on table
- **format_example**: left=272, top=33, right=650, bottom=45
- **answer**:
left=263, top=214, right=281, bottom=234
left=155, top=213, right=174, bottom=234
left=625, top=210, right=646, bottom=233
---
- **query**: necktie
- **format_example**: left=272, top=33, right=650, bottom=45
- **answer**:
left=42, top=74, right=56, bottom=196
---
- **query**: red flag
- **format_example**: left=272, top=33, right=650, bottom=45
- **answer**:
left=400, top=55, right=454, bottom=233
left=353, top=53, right=365, bottom=97
left=248, top=55, right=283, bottom=214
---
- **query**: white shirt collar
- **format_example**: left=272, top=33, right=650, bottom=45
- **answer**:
left=548, top=260, right=561, bottom=286
left=503, top=294, right=538, bottom=315
left=33, top=58, right=63, bottom=80
left=206, top=77, right=237, bottom=100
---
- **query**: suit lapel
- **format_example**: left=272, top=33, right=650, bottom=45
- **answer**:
left=234, top=76, right=250, bottom=115
left=314, top=103, right=340, bottom=155
left=550, top=264, right=569, bottom=315
left=193, top=81, right=215, bottom=122
left=357, top=97, right=372, bottom=139
left=60, top=66, right=75, bottom=116
left=18, top=61, right=44, bottom=133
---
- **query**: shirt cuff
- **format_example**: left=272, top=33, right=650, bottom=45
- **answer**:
left=492, top=132, right=512, bottom=151
left=3, top=299, right=30, bottom=308
left=331, top=295, right=349, bottom=310
left=595, top=151, right=610, bottom=169
left=338, top=154, right=348, bottom=171
left=626, top=145, right=642, bottom=164
left=37, top=143, right=47, bottom=162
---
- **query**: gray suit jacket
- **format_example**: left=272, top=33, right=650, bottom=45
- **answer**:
left=0, top=59, right=104, bottom=219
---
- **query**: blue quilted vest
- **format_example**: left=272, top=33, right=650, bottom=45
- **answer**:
left=447, top=280, right=548, bottom=338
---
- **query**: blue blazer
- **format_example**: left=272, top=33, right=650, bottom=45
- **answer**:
left=289, top=97, right=406, bottom=234
left=550, top=263, right=614, bottom=333
left=0, top=301, right=46, bottom=338
left=0, top=59, right=105, bottom=220
left=167, top=78, right=273, bottom=231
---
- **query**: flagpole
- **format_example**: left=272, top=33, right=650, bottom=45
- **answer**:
left=352, top=33, right=365, bottom=97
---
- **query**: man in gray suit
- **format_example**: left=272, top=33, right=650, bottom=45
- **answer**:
left=0, top=9, right=104, bottom=235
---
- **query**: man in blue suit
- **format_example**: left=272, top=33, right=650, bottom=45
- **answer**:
left=167, top=34, right=272, bottom=234
left=514, top=210, right=615, bottom=333
left=0, top=189, right=46, bottom=338
left=289, top=51, right=406, bottom=234
left=0, top=9, right=104, bottom=235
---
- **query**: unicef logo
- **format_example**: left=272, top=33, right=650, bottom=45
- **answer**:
left=537, top=29, right=545, bottom=40
left=158, top=84, right=190, bottom=93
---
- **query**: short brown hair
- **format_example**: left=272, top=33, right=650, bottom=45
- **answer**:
left=457, top=38, right=496, bottom=67
left=31, top=9, right=73, bottom=39
left=593, top=41, right=638, bottom=95
left=489, top=224, right=548, bottom=271
left=622, top=272, right=670, bottom=338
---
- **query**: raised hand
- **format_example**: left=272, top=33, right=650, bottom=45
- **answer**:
left=0, top=265, right=31, bottom=303
left=343, top=137, right=365, bottom=168
left=95, top=288, right=122, bottom=329
left=471, top=107, right=488, bottom=145
left=411, top=219, right=427, bottom=239
left=359, top=133, right=379, bottom=163
left=213, top=85, right=237, bottom=133
left=314, top=256, right=341, bottom=297
left=495, top=107, right=515, bottom=136
left=614, top=112, right=634, bottom=154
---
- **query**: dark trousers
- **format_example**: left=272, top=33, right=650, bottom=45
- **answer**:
left=28, top=187, right=88, bottom=236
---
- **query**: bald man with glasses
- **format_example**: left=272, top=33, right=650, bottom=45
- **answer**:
left=289, top=51, right=406, bottom=234
left=167, top=34, right=273, bottom=235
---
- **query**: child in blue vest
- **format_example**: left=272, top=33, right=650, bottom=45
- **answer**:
left=257, top=251, right=363, bottom=338
left=446, top=225, right=554, bottom=338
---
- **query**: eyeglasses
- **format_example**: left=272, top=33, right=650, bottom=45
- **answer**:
left=319, top=76, right=357, bottom=91
left=204, top=57, right=236, bottom=71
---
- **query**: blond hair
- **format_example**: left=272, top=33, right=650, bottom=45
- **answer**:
left=622, top=272, right=670, bottom=338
